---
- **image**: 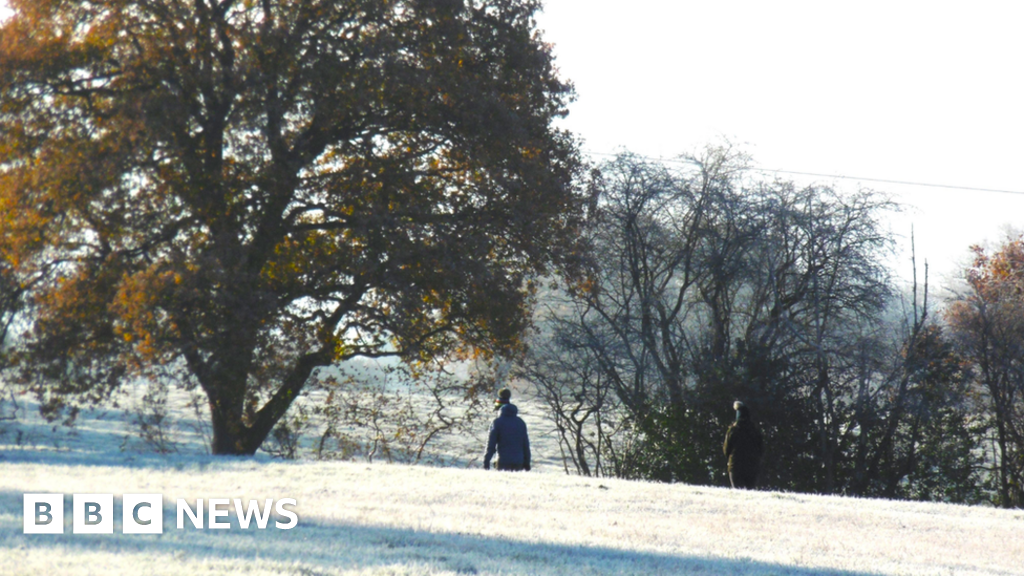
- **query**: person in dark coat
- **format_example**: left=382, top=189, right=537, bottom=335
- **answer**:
left=723, top=401, right=764, bottom=489
left=484, top=403, right=531, bottom=471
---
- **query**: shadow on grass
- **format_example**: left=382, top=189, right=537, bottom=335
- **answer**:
left=0, top=491, right=881, bottom=576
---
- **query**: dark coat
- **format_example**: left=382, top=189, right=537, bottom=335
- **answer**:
left=484, top=404, right=531, bottom=470
left=723, top=420, right=763, bottom=477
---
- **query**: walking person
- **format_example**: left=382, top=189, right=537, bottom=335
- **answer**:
left=484, top=402, right=531, bottom=472
left=723, top=401, right=763, bottom=489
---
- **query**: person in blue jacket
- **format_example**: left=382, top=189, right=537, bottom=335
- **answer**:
left=484, top=403, right=531, bottom=471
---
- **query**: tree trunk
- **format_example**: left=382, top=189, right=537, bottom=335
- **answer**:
left=204, top=347, right=330, bottom=455
left=210, top=404, right=255, bottom=455
left=207, top=385, right=262, bottom=455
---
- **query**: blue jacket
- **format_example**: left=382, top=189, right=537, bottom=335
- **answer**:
left=484, top=404, right=531, bottom=469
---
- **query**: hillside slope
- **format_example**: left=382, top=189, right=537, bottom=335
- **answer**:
left=2, top=453, right=1023, bottom=576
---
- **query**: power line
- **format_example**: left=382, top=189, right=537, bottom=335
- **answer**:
left=583, top=150, right=1024, bottom=197
left=758, top=168, right=1024, bottom=197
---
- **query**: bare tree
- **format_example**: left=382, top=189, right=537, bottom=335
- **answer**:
left=522, top=148, right=906, bottom=493
left=518, top=295, right=623, bottom=476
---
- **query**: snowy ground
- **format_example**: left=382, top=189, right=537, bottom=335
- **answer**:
left=1, top=384, right=1023, bottom=575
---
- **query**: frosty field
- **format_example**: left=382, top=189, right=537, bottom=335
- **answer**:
left=1, top=392, right=1023, bottom=575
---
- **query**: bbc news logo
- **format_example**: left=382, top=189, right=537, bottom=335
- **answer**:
left=24, top=494, right=298, bottom=534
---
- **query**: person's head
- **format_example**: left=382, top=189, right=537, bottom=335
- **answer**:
left=734, top=400, right=751, bottom=422
left=494, top=387, right=512, bottom=410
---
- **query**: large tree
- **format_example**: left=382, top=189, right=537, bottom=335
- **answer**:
left=0, top=0, right=582, bottom=454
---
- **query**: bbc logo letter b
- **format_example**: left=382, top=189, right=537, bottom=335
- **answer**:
left=24, top=494, right=64, bottom=534
left=73, top=494, right=114, bottom=534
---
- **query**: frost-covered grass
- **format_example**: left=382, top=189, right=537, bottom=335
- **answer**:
left=1, top=388, right=1023, bottom=575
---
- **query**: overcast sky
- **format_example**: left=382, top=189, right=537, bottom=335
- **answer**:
left=536, top=0, right=1024, bottom=288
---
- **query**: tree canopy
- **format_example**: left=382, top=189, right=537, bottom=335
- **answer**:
left=0, top=0, right=583, bottom=454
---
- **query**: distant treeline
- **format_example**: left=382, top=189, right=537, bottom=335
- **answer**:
left=518, top=149, right=1024, bottom=509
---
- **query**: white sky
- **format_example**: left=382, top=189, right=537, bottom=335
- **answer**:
left=536, top=0, right=1024, bottom=288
